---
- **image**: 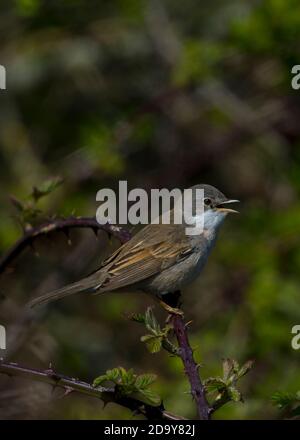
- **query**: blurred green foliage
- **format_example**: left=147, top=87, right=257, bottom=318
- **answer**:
left=1, top=0, right=300, bottom=420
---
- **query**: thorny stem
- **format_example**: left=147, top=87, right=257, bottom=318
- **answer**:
left=0, top=360, right=185, bottom=420
left=0, top=217, right=211, bottom=419
left=167, top=291, right=211, bottom=420
left=0, top=216, right=131, bottom=275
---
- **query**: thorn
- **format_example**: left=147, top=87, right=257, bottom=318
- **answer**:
left=61, top=387, right=73, bottom=398
left=51, top=384, right=58, bottom=394
left=29, top=241, right=39, bottom=256
left=63, top=229, right=72, bottom=245
left=185, top=320, right=193, bottom=328
left=208, top=407, right=214, bottom=415
left=92, top=227, right=99, bottom=238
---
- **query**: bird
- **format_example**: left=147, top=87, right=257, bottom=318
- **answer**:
left=29, top=184, right=239, bottom=312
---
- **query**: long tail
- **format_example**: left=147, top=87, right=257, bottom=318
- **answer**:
left=29, top=273, right=102, bottom=308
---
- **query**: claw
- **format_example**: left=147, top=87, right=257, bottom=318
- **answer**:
left=158, top=300, right=184, bottom=316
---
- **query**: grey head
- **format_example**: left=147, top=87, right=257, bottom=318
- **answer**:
left=188, top=184, right=239, bottom=232
left=191, top=184, right=239, bottom=214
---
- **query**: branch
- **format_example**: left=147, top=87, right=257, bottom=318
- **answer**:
left=171, top=311, right=211, bottom=420
left=0, top=217, right=131, bottom=275
left=0, top=360, right=185, bottom=420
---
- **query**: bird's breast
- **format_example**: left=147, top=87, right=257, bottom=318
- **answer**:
left=143, top=237, right=215, bottom=295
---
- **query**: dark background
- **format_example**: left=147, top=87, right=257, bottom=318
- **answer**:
left=1, top=0, right=300, bottom=419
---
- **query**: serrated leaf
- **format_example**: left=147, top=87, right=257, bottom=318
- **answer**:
left=237, top=360, right=254, bottom=379
left=32, top=177, right=64, bottom=202
left=232, top=359, right=239, bottom=373
left=228, top=386, right=242, bottom=402
left=271, top=391, right=295, bottom=409
left=122, top=368, right=135, bottom=387
left=118, top=367, right=128, bottom=383
left=135, top=388, right=161, bottom=407
left=106, top=368, right=122, bottom=383
left=145, top=308, right=160, bottom=334
left=223, top=358, right=235, bottom=381
left=135, top=373, right=157, bottom=390
left=204, top=377, right=226, bottom=393
left=93, top=375, right=107, bottom=387
left=141, top=334, right=162, bottom=353
left=129, top=313, right=145, bottom=324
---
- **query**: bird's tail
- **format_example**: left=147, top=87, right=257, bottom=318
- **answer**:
left=29, top=273, right=101, bottom=308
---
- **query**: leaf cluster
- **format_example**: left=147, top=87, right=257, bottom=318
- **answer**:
left=204, top=359, right=254, bottom=410
left=130, top=307, right=179, bottom=355
left=93, top=367, right=161, bottom=407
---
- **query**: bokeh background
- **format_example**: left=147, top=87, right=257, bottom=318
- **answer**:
left=1, top=0, right=300, bottom=420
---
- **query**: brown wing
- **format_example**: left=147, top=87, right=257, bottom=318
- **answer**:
left=95, top=224, right=193, bottom=293
left=29, top=224, right=194, bottom=307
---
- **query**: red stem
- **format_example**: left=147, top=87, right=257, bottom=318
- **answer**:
left=171, top=314, right=211, bottom=420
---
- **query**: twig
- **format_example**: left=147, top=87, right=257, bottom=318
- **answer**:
left=0, top=217, right=131, bottom=275
left=0, top=360, right=185, bottom=420
left=171, top=310, right=211, bottom=420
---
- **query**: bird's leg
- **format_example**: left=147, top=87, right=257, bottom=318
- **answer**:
left=157, top=290, right=183, bottom=316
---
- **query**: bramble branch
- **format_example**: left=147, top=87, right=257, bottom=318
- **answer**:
left=0, top=360, right=184, bottom=420
left=171, top=312, right=211, bottom=420
left=0, top=215, right=211, bottom=420
left=0, top=217, right=131, bottom=275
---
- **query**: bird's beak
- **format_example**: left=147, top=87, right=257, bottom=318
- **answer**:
left=216, top=199, right=239, bottom=214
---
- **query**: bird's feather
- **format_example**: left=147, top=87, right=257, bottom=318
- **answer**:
left=30, top=223, right=193, bottom=307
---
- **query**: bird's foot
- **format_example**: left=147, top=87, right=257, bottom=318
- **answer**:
left=158, top=299, right=184, bottom=316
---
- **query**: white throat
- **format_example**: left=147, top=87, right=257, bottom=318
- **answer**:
left=203, top=209, right=226, bottom=231
left=182, top=209, right=226, bottom=237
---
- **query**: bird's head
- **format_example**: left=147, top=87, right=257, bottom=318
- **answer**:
left=191, top=184, right=239, bottom=230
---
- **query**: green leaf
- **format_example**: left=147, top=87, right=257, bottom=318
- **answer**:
left=106, top=368, right=122, bottom=383
left=237, top=360, right=254, bottom=379
left=93, top=375, right=107, bottom=387
left=141, top=334, right=162, bottom=353
left=144, top=308, right=160, bottom=334
left=129, top=313, right=145, bottom=324
left=31, top=176, right=64, bottom=202
left=223, top=358, right=235, bottom=381
left=228, top=386, right=242, bottom=402
left=272, top=391, right=295, bottom=409
left=135, top=373, right=157, bottom=390
left=204, top=377, right=226, bottom=393
left=135, top=388, right=162, bottom=407
left=122, top=368, right=136, bottom=387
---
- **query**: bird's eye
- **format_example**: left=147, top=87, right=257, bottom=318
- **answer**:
left=204, top=198, right=212, bottom=207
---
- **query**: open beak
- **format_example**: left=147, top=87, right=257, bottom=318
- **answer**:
left=216, top=199, right=239, bottom=214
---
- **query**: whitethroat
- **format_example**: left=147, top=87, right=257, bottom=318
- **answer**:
left=30, top=184, right=239, bottom=313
